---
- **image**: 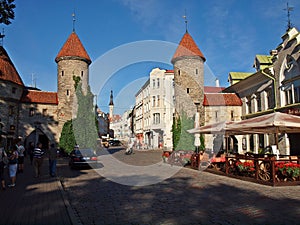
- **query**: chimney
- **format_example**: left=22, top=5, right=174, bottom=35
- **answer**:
left=215, top=78, right=220, bottom=87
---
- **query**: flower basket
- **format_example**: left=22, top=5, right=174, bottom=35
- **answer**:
left=236, top=161, right=255, bottom=177
left=275, top=162, right=300, bottom=181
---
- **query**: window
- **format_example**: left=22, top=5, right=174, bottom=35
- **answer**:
left=153, top=113, right=160, bottom=124
left=172, top=79, right=175, bottom=87
left=42, top=109, right=47, bottom=117
left=294, top=86, right=300, bottom=103
left=196, top=68, right=198, bottom=75
left=67, top=90, right=70, bottom=96
left=187, top=88, right=190, bottom=94
left=231, top=111, right=234, bottom=121
left=12, top=87, right=16, bottom=94
left=81, top=71, right=84, bottom=77
left=152, top=79, right=155, bottom=88
left=29, top=108, right=35, bottom=117
left=246, top=97, right=251, bottom=114
left=157, top=95, right=160, bottom=107
left=9, top=106, right=14, bottom=115
left=215, top=111, right=218, bottom=120
left=256, top=94, right=261, bottom=112
left=152, top=96, right=156, bottom=107
left=178, top=69, right=181, bottom=75
left=61, top=71, right=64, bottom=76
left=157, top=78, right=160, bottom=88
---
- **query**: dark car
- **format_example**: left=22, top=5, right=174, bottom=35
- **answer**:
left=69, top=149, right=99, bottom=169
left=108, top=139, right=122, bottom=146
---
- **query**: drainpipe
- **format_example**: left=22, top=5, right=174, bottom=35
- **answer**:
left=261, top=68, right=277, bottom=111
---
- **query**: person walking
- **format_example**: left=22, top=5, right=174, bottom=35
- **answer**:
left=48, top=143, right=57, bottom=177
left=33, top=142, right=44, bottom=178
left=0, top=146, right=8, bottom=190
left=28, top=142, right=34, bottom=165
left=16, top=141, right=25, bottom=173
left=8, top=146, right=18, bottom=187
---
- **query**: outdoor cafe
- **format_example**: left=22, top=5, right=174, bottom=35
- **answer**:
left=188, top=112, right=300, bottom=186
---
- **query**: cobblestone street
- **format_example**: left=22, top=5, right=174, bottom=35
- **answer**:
left=57, top=147, right=300, bottom=225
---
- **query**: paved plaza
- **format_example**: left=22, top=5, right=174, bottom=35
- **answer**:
left=1, top=147, right=299, bottom=225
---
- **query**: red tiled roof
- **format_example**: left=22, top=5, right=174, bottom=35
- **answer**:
left=172, top=32, right=206, bottom=62
left=0, top=46, right=24, bottom=86
left=203, top=93, right=242, bottom=106
left=21, top=90, right=58, bottom=104
left=204, top=86, right=225, bottom=93
left=165, top=70, right=174, bottom=73
left=55, top=32, right=91, bottom=64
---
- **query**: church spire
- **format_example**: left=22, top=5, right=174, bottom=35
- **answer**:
left=109, top=90, right=114, bottom=106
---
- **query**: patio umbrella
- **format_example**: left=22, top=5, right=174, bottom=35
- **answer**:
left=226, top=112, right=300, bottom=148
left=188, top=121, right=239, bottom=135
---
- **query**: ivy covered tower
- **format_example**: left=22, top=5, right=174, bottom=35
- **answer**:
left=55, top=31, right=91, bottom=136
left=171, top=30, right=206, bottom=123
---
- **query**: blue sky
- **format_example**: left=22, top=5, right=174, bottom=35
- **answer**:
left=3, top=0, right=300, bottom=115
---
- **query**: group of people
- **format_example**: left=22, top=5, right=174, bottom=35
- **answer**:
left=0, top=140, right=58, bottom=190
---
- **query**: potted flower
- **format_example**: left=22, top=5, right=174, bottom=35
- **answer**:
left=236, top=161, right=255, bottom=176
left=276, top=162, right=300, bottom=180
left=162, top=151, right=170, bottom=163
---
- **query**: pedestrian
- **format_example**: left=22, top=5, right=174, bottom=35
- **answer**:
left=48, top=143, right=57, bottom=177
left=28, top=142, right=34, bottom=165
left=0, top=146, right=8, bottom=190
left=8, top=145, right=18, bottom=187
left=33, top=142, right=44, bottom=178
left=16, top=141, right=25, bottom=173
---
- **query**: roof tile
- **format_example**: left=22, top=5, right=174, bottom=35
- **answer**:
left=0, top=46, right=24, bottom=86
left=21, top=90, right=58, bottom=104
left=172, top=32, right=206, bottom=62
left=55, top=32, right=91, bottom=64
left=203, top=93, right=242, bottom=106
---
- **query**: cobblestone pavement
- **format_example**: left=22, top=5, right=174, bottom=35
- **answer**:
left=57, top=147, right=300, bottom=225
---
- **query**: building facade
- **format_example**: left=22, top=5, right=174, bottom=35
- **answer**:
left=224, top=27, right=300, bottom=155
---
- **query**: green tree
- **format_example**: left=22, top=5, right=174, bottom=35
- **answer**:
left=72, top=83, right=98, bottom=150
left=172, top=115, right=181, bottom=150
left=173, top=112, right=194, bottom=151
left=0, top=0, right=15, bottom=25
left=59, top=120, right=76, bottom=154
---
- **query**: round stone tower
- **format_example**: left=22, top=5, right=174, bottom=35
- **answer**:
left=55, top=31, right=91, bottom=135
left=171, top=31, right=206, bottom=123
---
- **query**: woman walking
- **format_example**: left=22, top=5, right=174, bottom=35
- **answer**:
left=0, top=147, right=7, bottom=190
left=8, top=146, right=18, bottom=187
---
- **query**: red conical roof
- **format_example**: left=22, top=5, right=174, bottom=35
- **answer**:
left=172, top=32, right=206, bottom=63
left=55, top=32, right=91, bottom=64
left=0, top=46, right=24, bottom=86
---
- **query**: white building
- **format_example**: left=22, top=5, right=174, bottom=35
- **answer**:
left=135, top=68, right=174, bottom=150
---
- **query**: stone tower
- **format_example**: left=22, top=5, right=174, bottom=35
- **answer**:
left=171, top=31, right=206, bottom=123
left=55, top=31, right=91, bottom=136
left=109, top=90, right=114, bottom=120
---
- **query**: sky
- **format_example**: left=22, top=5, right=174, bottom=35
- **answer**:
left=3, top=0, right=300, bottom=115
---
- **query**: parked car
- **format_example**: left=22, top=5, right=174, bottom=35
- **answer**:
left=108, top=139, right=122, bottom=146
left=69, top=148, right=99, bottom=169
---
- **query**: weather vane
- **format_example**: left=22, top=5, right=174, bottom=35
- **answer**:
left=183, top=9, right=188, bottom=32
left=284, top=2, right=294, bottom=31
left=72, top=11, right=76, bottom=32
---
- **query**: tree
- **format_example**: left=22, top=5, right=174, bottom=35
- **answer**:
left=59, top=120, right=76, bottom=154
left=72, top=82, right=98, bottom=150
left=172, top=112, right=194, bottom=151
left=0, top=0, right=15, bottom=25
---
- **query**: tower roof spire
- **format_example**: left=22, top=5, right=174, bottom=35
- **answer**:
left=284, top=2, right=294, bottom=31
left=109, top=90, right=114, bottom=106
left=183, top=10, right=188, bottom=33
left=72, top=11, right=76, bottom=32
